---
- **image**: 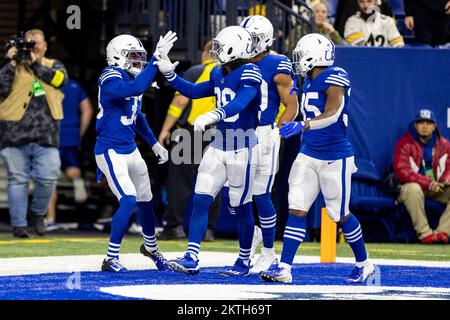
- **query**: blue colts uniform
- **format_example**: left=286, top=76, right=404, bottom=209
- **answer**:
left=289, top=65, right=357, bottom=222
left=252, top=53, right=294, bottom=196
left=300, top=66, right=353, bottom=160
left=165, top=62, right=262, bottom=207
left=95, top=67, right=142, bottom=155
left=256, top=53, right=293, bottom=126
left=94, top=59, right=158, bottom=202
left=209, top=63, right=262, bottom=151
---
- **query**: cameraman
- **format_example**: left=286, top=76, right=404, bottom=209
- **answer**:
left=0, top=29, right=67, bottom=238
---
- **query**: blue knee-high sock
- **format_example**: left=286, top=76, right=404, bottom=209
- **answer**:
left=107, top=195, right=136, bottom=258
left=280, top=214, right=307, bottom=266
left=137, top=200, right=158, bottom=252
left=235, top=202, right=255, bottom=264
left=254, top=193, right=277, bottom=249
left=340, top=213, right=368, bottom=264
left=187, top=193, right=214, bottom=259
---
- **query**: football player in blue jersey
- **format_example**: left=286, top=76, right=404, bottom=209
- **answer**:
left=231, top=15, right=299, bottom=274
left=260, top=33, right=375, bottom=283
left=96, top=32, right=177, bottom=272
left=154, top=26, right=262, bottom=276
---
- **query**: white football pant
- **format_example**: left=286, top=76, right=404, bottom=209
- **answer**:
left=195, top=145, right=257, bottom=207
left=95, top=148, right=152, bottom=202
left=288, top=153, right=357, bottom=222
left=253, top=124, right=281, bottom=196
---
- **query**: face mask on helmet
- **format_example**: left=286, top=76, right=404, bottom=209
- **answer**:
left=250, top=32, right=265, bottom=54
left=209, top=39, right=223, bottom=63
left=292, top=48, right=313, bottom=77
left=122, top=49, right=147, bottom=76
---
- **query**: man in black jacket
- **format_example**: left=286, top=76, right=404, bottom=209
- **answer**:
left=404, top=0, right=450, bottom=46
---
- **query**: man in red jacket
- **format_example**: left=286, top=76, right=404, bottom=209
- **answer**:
left=394, top=109, right=450, bottom=244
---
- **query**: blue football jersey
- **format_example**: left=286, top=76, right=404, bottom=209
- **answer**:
left=209, top=63, right=262, bottom=151
left=300, top=66, right=354, bottom=160
left=95, top=67, right=142, bottom=155
left=255, top=53, right=293, bottom=126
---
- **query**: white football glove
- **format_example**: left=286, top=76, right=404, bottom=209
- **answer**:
left=154, top=30, right=178, bottom=58
left=153, top=54, right=179, bottom=75
left=152, top=142, right=169, bottom=164
left=193, top=112, right=219, bottom=132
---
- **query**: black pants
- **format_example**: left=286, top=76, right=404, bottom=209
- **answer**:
left=414, top=7, right=449, bottom=46
left=163, top=125, right=220, bottom=230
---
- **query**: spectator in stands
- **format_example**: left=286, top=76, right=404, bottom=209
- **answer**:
left=313, top=1, right=344, bottom=44
left=157, top=41, right=220, bottom=241
left=404, top=0, right=450, bottom=47
left=344, top=0, right=405, bottom=47
left=335, top=0, right=394, bottom=37
left=0, top=29, right=67, bottom=238
left=46, top=79, right=93, bottom=231
left=394, top=109, right=450, bottom=244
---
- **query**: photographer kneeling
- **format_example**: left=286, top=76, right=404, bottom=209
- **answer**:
left=0, top=29, right=67, bottom=238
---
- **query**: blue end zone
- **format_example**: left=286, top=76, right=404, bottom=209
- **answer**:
left=1, top=263, right=450, bottom=300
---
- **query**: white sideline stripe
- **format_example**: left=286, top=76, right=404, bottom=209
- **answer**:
left=0, top=252, right=449, bottom=276
left=100, top=284, right=450, bottom=301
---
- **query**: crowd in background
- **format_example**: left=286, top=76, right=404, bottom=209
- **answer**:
left=0, top=0, right=449, bottom=242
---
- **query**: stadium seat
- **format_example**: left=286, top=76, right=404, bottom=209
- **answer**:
left=396, top=200, right=446, bottom=243
left=350, top=159, right=397, bottom=242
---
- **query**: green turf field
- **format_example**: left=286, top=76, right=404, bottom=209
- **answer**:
left=0, top=234, right=449, bottom=261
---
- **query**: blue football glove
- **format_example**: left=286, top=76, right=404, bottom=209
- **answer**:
left=279, top=121, right=305, bottom=138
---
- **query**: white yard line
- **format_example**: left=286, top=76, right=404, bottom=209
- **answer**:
left=0, top=252, right=449, bottom=277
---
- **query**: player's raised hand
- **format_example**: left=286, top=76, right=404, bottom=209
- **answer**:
left=153, top=54, right=179, bottom=74
left=152, top=142, right=169, bottom=164
left=279, top=121, right=305, bottom=138
left=154, top=30, right=178, bottom=58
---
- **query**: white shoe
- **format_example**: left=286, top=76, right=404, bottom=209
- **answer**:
left=250, top=226, right=263, bottom=260
left=250, top=250, right=278, bottom=274
left=74, top=178, right=88, bottom=203
left=346, top=263, right=375, bottom=283
left=260, top=262, right=293, bottom=283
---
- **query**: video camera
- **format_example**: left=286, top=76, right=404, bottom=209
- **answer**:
left=4, top=32, right=36, bottom=62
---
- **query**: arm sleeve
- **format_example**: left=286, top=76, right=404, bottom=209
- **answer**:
left=344, top=17, right=365, bottom=46
left=135, top=111, right=157, bottom=147
left=323, top=69, right=351, bottom=89
left=0, top=63, right=15, bottom=98
left=210, top=84, right=258, bottom=121
left=387, top=18, right=405, bottom=47
left=276, top=57, right=294, bottom=76
left=101, top=55, right=159, bottom=99
left=30, top=59, right=68, bottom=88
left=165, top=71, right=214, bottom=99
left=440, top=139, right=450, bottom=183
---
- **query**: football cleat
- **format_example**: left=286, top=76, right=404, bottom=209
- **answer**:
left=250, top=254, right=278, bottom=274
left=346, top=263, right=375, bottom=283
left=167, top=253, right=199, bottom=275
left=140, top=244, right=170, bottom=271
left=219, top=258, right=251, bottom=277
left=250, top=226, right=263, bottom=260
left=101, top=258, right=128, bottom=273
left=260, top=263, right=292, bottom=283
